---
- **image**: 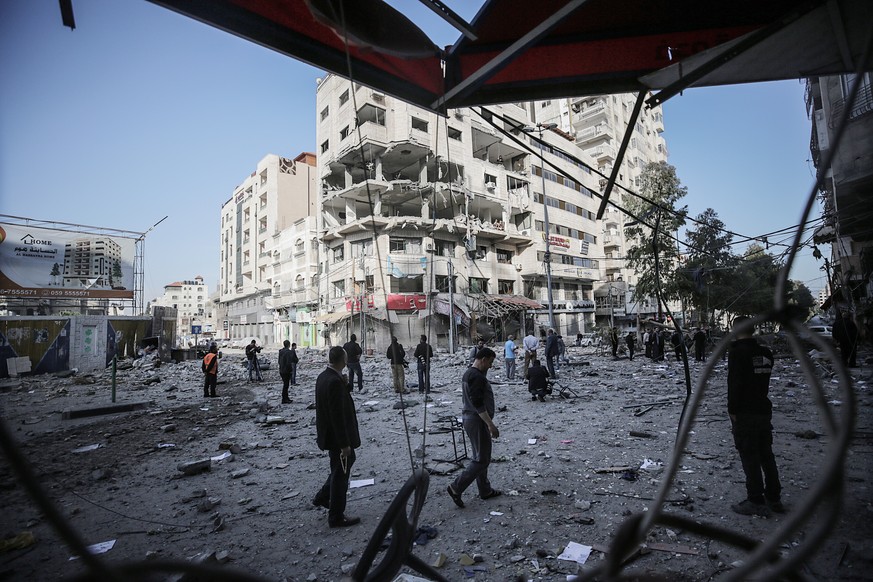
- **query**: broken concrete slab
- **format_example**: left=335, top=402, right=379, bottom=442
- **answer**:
left=62, top=401, right=151, bottom=420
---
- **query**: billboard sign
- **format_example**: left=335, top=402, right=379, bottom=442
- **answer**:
left=0, top=223, right=136, bottom=299
left=386, top=293, right=427, bottom=311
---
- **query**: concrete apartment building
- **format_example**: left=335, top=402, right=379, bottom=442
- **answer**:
left=315, top=74, right=612, bottom=350
left=808, top=72, right=873, bottom=328
left=62, top=237, right=123, bottom=290
left=149, top=276, right=211, bottom=346
left=533, top=95, right=669, bottom=329
left=218, top=153, right=319, bottom=347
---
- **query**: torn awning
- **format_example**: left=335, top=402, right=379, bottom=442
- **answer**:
left=474, top=294, right=543, bottom=319
left=315, top=311, right=351, bottom=325
left=430, top=294, right=471, bottom=327
left=146, top=0, right=871, bottom=113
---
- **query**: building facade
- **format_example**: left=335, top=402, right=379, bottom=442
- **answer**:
left=315, top=75, right=621, bottom=351
left=808, top=72, right=873, bottom=331
left=149, top=276, right=211, bottom=346
left=533, top=95, right=670, bottom=330
left=218, top=153, right=319, bottom=347
left=62, top=237, right=123, bottom=290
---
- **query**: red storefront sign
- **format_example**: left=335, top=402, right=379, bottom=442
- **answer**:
left=386, top=293, right=427, bottom=311
left=346, top=295, right=375, bottom=312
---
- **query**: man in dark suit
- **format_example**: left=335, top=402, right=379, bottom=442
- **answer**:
left=312, top=346, right=361, bottom=528
left=545, top=328, right=558, bottom=379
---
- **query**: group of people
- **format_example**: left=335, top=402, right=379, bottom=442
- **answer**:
left=199, top=316, right=801, bottom=529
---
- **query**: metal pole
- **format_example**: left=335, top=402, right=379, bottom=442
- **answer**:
left=539, top=127, right=556, bottom=331
left=448, top=259, right=457, bottom=354
left=111, top=355, right=117, bottom=403
left=609, top=286, right=614, bottom=329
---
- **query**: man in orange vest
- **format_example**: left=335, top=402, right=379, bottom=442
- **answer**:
left=202, top=343, right=219, bottom=397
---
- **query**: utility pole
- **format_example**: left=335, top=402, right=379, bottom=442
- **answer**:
left=448, top=260, right=456, bottom=353
left=523, top=123, right=557, bottom=331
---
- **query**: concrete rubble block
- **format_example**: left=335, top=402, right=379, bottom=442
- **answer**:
left=231, top=468, right=250, bottom=479
left=178, top=458, right=212, bottom=476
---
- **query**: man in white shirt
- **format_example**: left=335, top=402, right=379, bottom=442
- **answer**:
left=521, top=332, right=539, bottom=379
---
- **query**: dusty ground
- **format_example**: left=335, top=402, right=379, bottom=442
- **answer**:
left=1, top=342, right=872, bottom=582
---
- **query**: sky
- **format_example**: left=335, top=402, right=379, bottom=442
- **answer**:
left=0, top=1, right=827, bottom=308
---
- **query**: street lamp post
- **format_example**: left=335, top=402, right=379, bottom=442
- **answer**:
left=523, top=123, right=557, bottom=331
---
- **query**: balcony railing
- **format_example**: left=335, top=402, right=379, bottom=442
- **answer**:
left=830, top=81, right=873, bottom=127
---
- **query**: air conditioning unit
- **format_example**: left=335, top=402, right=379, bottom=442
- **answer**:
left=519, top=229, right=531, bottom=237
left=485, top=182, right=497, bottom=190
left=371, top=91, right=385, bottom=102
left=425, top=243, right=434, bottom=251
left=454, top=110, right=464, bottom=120
left=514, top=262, right=523, bottom=272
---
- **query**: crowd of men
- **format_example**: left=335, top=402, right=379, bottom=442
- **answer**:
left=200, top=313, right=864, bottom=529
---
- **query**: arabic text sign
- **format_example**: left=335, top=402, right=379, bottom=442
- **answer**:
left=0, top=223, right=136, bottom=299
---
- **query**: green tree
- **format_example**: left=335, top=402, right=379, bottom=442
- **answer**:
left=787, top=280, right=815, bottom=320
left=624, top=162, right=688, bottom=307
left=111, top=260, right=123, bottom=287
left=721, top=244, right=781, bottom=320
left=677, top=208, right=737, bottom=325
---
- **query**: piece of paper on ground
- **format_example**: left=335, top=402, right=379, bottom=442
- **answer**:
left=349, top=478, right=375, bottom=489
left=557, top=541, right=592, bottom=565
left=69, top=539, right=116, bottom=560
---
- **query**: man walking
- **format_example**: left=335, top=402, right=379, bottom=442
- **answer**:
left=503, top=335, right=517, bottom=381
left=728, top=316, right=783, bottom=517
left=343, top=334, right=364, bottom=391
left=643, top=328, right=652, bottom=359
left=278, top=340, right=294, bottom=403
left=446, top=347, right=502, bottom=508
left=202, top=343, right=219, bottom=398
left=545, top=329, right=558, bottom=379
left=693, top=327, right=707, bottom=362
left=313, top=346, right=361, bottom=528
left=833, top=310, right=859, bottom=367
left=521, top=332, right=538, bottom=379
left=626, top=331, right=636, bottom=361
left=386, top=336, right=408, bottom=394
left=413, top=335, right=433, bottom=394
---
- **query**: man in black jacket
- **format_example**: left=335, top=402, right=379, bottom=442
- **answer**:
left=313, top=346, right=361, bottom=528
left=545, top=329, right=558, bottom=379
left=413, top=335, right=433, bottom=394
left=693, top=327, right=707, bottom=362
left=526, top=359, right=550, bottom=402
left=278, top=340, right=293, bottom=403
left=728, top=316, right=783, bottom=517
left=447, top=348, right=502, bottom=508
left=343, top=334, right=364, bottom=391
left=386, top=336, right=407, bottom=394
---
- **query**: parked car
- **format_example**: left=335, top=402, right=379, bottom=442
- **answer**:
left=807, top=325, right=833, bottom=339
left=578, top=333, right=601, bottom=347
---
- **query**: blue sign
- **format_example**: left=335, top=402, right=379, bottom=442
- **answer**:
left=191, top=325, right=202, bottom=334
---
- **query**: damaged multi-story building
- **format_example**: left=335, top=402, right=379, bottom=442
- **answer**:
left=217, top=153, right=320, bottom=347
left=314, top=74, right=637, bottom=350
left=808, top=72, right=873, bottom=330
left=534, top=95, right=669, bottom=329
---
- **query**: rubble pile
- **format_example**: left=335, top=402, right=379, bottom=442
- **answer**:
left=0, top=344, right=871, bottom=581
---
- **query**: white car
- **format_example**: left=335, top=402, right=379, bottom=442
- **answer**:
left=807, top=325, right=833, bottom=339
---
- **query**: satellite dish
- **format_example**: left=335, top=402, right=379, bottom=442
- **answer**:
left=305, top=0, right=439, bottom=59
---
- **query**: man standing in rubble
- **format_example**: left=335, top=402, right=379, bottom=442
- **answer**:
left=278, top=340, right=294, bottom=404
left=313, top=346, right=361, bottom=528
left=728, top=316, right=783, bottom=517
left=503, top=334, right=517, bottom=381
left=413, top=334, right=433, bottom=394
left=202, top=343, right=219, bottom=398
left=447, top=347, right=502, bottom=508
left=343, top=334, right=364, bottom=391
left=387, top=336, right=408, bottom=394
left=521, top=332, right=538, bottom=379
left=545, top=328, right=558, bottom=379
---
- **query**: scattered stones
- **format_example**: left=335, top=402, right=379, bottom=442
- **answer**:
left=161, top=424, right=176, bottom=433
left=231, top=468, right=250, bottom=479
